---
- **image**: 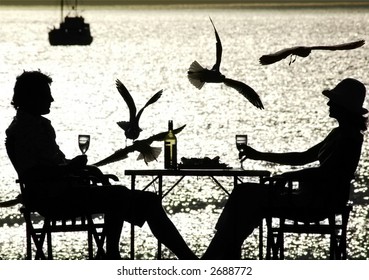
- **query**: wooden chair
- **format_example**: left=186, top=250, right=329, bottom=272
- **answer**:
left=5, top=135, right=119, bottom=259
left=264, top=179, right=352, bottom=260
left=17, top=173, right=119, bottom=260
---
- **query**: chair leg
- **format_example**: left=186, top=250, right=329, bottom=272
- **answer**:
left=88, top=231, right=94, bottom=259
left=266, top=217, right=273, bottom=259
left=22, top=208, right=107, bottom=259
left=271, top=231, right=284, bottom=259
left=270, top=232, right=279, bottom=259
left=259, top=220, right=263, bottom=259
left=32, top=231, right=47, bottom=259
left=26, top=229, right=32, bottom=259
left=334, top=210, right=349, bottom=260
left=23, top=211, right=32, bottom=259
left=328, top=211, right=349, bottom=260
left=266, top=204, right=351, bottom=260
left=331, top=229, right=347, bottom=260
left=329, top=231, right=337, bottom=259
left=341, top=208, right=350, bottom=260
left=23, top=211, right=48, bottom=259
left=339, top=227, right=348, bottom=260
left=87, top=216, right=106, bottom=259
left=47, top=231, right=53, bottom=260
left=272, top=218, right=284, bottom=259
left=267, top=232, right=283, bottom=259
left=278, top=228, right=284, bottom=260
left=339, top=235, right=347, bottom=260
left=266, top=217, right=284, bottom=260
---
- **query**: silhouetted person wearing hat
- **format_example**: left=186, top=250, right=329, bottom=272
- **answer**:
left=5, top=70, right=197, bottom=260
left=203, top=78, right=368, bottom=259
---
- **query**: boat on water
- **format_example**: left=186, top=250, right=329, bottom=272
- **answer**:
left=48, top=0, right=93, bottom=46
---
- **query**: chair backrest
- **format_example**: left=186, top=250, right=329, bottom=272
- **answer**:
left=265, top=177, right=353, bottom=222
left=5, top=135, right=18, bottom=174
left=309, top=180, right=351, bottom=208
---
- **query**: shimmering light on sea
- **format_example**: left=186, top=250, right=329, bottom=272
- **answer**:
left=0, top=7, right=368, bottom=259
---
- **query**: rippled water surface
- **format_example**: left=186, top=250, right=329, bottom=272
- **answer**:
left=0, top=6, right=368, bottom=259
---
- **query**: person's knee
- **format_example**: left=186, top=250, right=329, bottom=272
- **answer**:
left=143, top=191, right=161, bottom=207
left=233, top=183, right=268, bottom=196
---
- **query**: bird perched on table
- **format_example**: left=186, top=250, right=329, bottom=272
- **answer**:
left=94, top=124, right=186, bottom=166
left=187, top=17, right=264, bottom=109
left=259, top=39, right=365, bottom=65
left=115, top=79, right=163, bottom=142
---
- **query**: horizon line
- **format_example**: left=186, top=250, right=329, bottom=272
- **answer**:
left=2, top=1, right=369, bottom=7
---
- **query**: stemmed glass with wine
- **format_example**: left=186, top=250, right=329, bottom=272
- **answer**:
left=78, top=134, right=90, bottom=155
left=235, top=134, right=247, bottom=169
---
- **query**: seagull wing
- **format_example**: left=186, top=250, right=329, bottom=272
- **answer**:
left=135, top=141, right=162, bottom=164
left=93, top=145, right=135, bottom=166
left=93, top=125, right=186, bottom=166
left=115, top=79, right=137, bottom=121
left=309, top=39, right=365, bottom=51
left=260, top=39, right=365, bottom=65
left=145, top=124, right=187, bottom=144
left=136, top=89, right=163, bottom=123
left=259, top=46, right=311, bottom=65
left=223, top=78, right=264, bottom=109
left=209, top=17, right=222, bottom=72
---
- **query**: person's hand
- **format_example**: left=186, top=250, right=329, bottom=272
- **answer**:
left=268, top=174, right=288, bottom=192
left=83, top=165, right=110, bottom=184
left=68, top=155, right=88, bottom=171
left=239, top=145, right=260, bottom=161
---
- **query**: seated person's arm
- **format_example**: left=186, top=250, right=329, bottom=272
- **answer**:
left=21, top=155, right=88, bottom=182
left=241, top=141, right=324, bottom=166
left=280, top=167, right=323, bottom=181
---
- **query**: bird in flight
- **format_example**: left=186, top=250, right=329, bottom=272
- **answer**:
left=94, top=124, right=186, bottom=166
left=115, top=79, right=163, bottom=143
left=187, top=17, right=264, bottom=109
left=259, top=39, right=365, bottom=65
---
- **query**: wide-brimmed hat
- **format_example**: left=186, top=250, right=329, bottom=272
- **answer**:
left=323, top=78, right=368, bottom=115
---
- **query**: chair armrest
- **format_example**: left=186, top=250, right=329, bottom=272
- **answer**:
left=103, top=174, right=119, bottom=182
left=261, top=175, right=286, bottom=184
left=261, top=176, right=297, bottom=195
left=77, top=166, right=119, bottom=185
left=87, top=174, right=119, bottom=186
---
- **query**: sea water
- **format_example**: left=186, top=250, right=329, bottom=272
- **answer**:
left=0, top=6, right=368, bottom=259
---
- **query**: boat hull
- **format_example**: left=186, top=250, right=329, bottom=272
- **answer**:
left=49, top=29, right=93, bottom=46
left=49, top=16, right=93, bottom=46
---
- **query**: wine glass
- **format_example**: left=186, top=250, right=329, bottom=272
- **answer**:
left=78, top=134, right=90, bottom=155
left=235, top=134, right=248, bottom=169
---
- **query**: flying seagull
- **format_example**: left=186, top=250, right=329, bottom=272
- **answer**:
left=187, top=17, right=264, bottom=109
left=259, top=39, right=365, bottom=65
left=115, top=79, right=163, bottom=142
left=94, top=124, right=186, bottom=166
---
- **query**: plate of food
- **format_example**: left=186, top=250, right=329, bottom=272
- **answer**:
left=178, top=156, right=231, bottom=169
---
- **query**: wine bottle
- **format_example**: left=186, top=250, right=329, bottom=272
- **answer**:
left=164, top=120, right=177, bottom=169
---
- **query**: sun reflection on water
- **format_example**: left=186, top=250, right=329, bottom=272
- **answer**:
left=0, top=7, right=368, bottom=259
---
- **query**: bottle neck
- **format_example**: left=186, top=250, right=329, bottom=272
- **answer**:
left=168, top=120, right=173, bottom=131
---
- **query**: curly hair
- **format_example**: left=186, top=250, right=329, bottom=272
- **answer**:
left=339, top=107, right=368, bottom=132
left=12, top=70, right=53, bottom=110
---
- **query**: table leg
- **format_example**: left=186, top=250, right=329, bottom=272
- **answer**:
left=259, top=219, right=263, bottom=259
left=157, top=175, right=162, bottom=259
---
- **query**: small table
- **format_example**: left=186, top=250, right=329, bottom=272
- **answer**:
left=124, top=168, right=271, bottom=259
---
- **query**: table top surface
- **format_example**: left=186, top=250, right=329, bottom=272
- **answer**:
left=125, top=168, right=271, bottom=177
